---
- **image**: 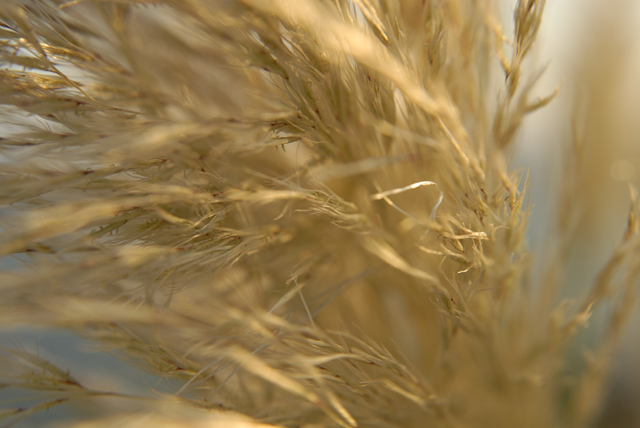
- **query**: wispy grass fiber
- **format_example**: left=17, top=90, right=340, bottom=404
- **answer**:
left=0, top=1, right=638, bottom=427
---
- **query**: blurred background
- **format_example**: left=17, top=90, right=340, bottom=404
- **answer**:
left=512, top=0, right=640, bottom=426
left=1, top=0, right=639, bottom=427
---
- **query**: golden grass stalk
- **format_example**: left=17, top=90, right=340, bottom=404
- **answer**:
left=0, top=0, right=638, bottom=427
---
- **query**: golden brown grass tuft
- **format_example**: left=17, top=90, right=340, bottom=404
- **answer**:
left=0, top=1, right=638, bottom=427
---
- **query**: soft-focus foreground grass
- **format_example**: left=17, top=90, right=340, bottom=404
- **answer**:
left=1, top=1, right=639, bottom=427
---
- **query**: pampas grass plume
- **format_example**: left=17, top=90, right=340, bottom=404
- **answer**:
left=0, top=0, right=638, bottom=427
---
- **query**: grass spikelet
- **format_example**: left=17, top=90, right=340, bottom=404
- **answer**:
left=0, top=0, right=638, bottom=427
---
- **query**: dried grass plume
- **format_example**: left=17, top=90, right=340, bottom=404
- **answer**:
left=0, top=1, right=638, bottom=427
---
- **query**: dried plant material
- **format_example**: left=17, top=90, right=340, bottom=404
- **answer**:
left=0, top=1, right=638, bottom=427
